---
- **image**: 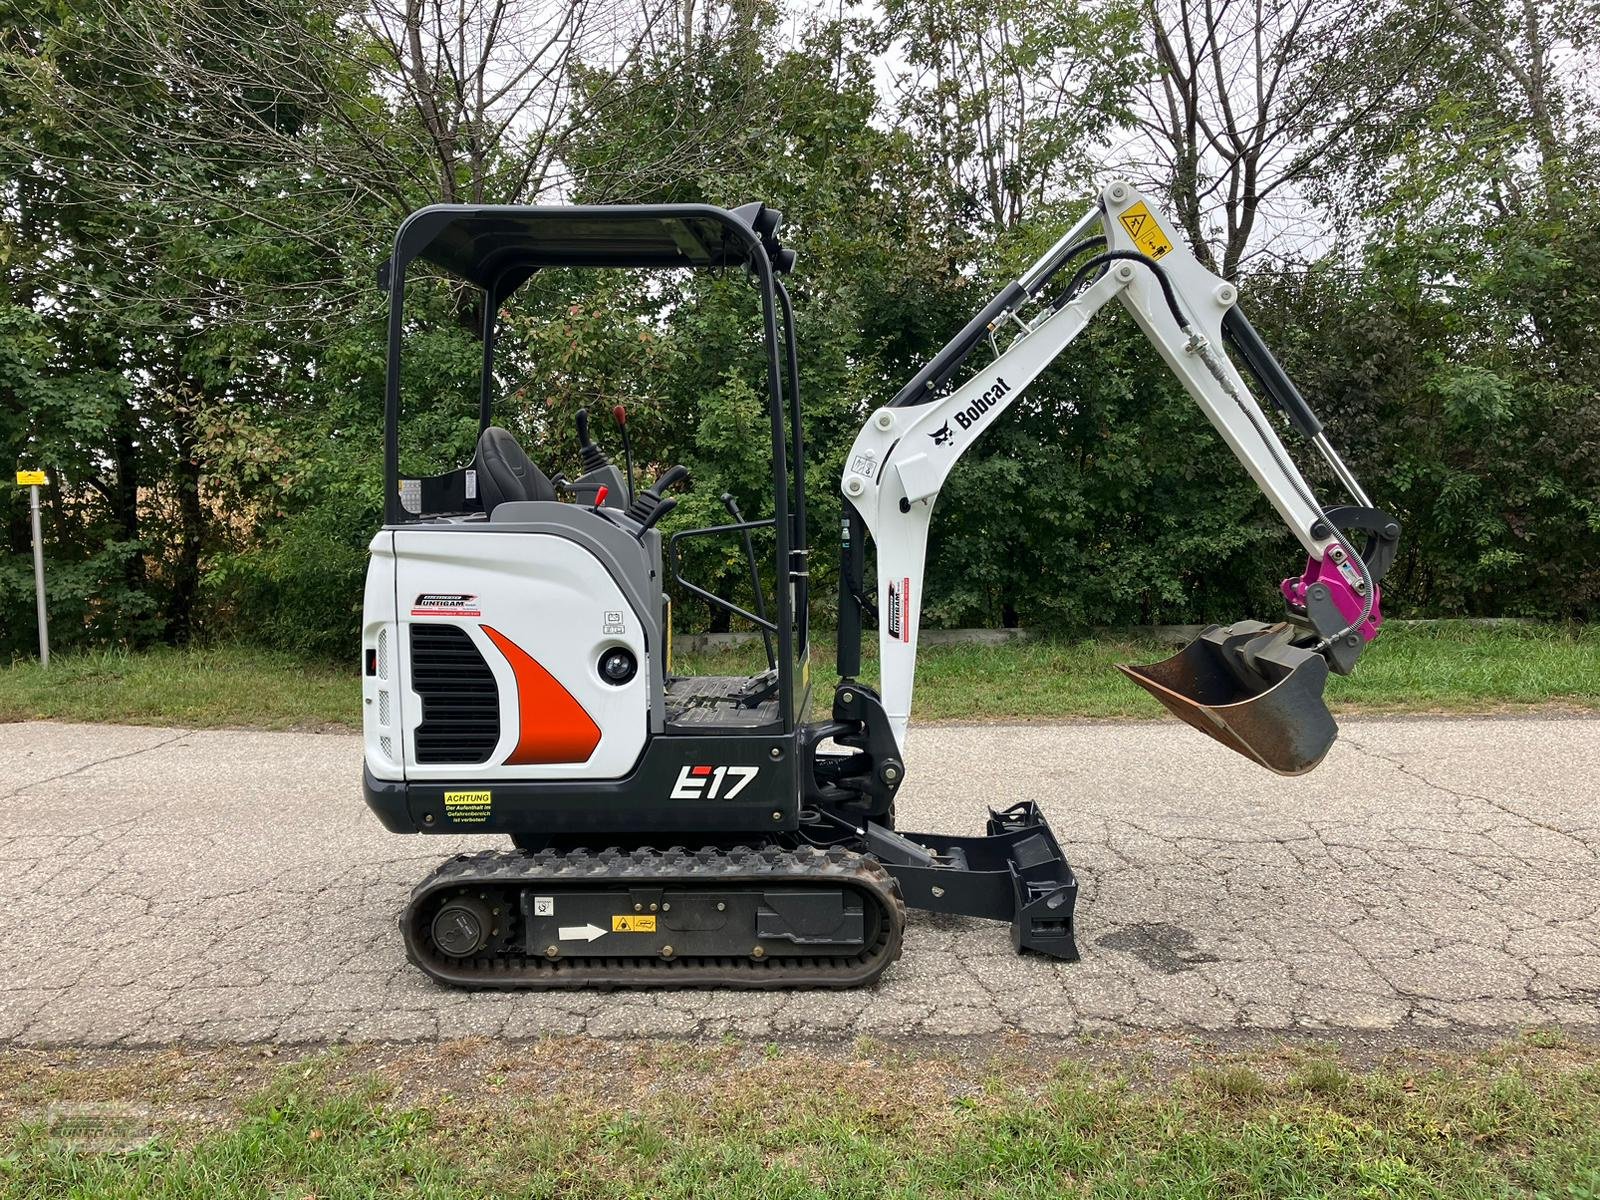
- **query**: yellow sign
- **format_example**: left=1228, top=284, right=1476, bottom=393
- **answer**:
left=15, top=470, right=46, bottom=486
left=612, top=914, right=657, bottom=933
left=443, top=790, right=491, bottom=823
left=1118, top=202, right=1172, bottom=260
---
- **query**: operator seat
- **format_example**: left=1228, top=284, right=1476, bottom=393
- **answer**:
left=476, top=426, right=556, bottom=516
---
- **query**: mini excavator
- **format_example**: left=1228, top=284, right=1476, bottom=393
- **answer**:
left=361, top=181, right=1400, bottom=989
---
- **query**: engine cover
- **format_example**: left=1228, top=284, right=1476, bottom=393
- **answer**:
left=364, top=528, right=650, bottom=783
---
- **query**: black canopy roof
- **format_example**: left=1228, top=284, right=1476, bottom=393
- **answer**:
left=383, top=203, right=785, bottom=297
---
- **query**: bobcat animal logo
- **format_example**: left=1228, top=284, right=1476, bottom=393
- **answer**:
left=929, top=421, right=954, bottom=446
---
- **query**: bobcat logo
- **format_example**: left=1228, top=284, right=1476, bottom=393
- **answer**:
left=929, top=421, right=954, bottom=446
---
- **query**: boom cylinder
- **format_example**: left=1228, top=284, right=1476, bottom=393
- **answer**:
left=837, top=504, right=866, bottom=679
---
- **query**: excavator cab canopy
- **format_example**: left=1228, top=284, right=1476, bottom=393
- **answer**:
left=375, top=201, right=811, bottom=729
left=377, top=202, right=797, bottom=527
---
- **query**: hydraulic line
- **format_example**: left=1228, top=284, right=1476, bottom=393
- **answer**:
left=1050, top=250, right=1191, bottom=332
left=1026, top=235, right=1106, bottom=299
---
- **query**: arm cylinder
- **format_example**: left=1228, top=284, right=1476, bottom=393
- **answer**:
left=889, top=282, right=1027, bottom=407
left=1221, top=308, right=1323, bottom=440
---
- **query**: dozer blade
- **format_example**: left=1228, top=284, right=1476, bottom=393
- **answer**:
left=1117, top=621, right=1336, bottom=776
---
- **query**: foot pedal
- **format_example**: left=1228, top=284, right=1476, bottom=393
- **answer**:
left=1118, top=621, right=1335, bottom=775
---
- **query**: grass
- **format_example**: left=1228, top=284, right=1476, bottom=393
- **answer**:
left=1, top=622, right=1596, bottom=731
left=0, top=645, right=353, bottom=731
left=1, top=1036, right=1598, bottom=1198
left=692, top=620, right=1600, bottom=720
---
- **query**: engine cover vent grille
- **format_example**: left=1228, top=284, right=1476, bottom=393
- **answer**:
left=410, top=624, right=500, bottom=764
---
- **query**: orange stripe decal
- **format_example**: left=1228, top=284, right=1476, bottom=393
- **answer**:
left=480, top=625, right=601, bottom=765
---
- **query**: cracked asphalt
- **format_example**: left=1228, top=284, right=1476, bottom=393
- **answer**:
left=0, top=716, right=1596, bottom=1047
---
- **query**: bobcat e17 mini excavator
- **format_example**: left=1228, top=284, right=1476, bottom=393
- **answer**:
left=361, top=180, right=1400, bottom=989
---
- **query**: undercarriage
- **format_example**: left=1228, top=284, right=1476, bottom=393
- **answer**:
left=401, top=802, right=1077, bottom=989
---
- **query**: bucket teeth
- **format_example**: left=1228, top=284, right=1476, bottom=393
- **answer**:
left=1118, top=621, right=1337, bottom=776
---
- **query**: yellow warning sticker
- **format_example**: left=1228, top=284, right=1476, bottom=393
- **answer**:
left=443, top=790, right=491, bottom=823
left=15, top=470, right=46, bottom=486
left=612, top=915, right=657, bottom=933
left=1118, top=202, right=1172, bottom=260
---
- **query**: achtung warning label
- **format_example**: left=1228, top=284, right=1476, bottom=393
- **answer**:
left=612, top=915, right=657, bottom=933
left=1118, top=202, right=1172, bottom=260
left=443, top=790, right=491, bottom=823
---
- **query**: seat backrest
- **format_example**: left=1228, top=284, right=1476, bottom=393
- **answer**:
left=476, top=426, right=555, bottom=515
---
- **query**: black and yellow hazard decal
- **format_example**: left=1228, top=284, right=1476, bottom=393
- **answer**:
left=443, top=790, right=491, bottom=823
left=1118, top=202, right=1172, bottom=260
left=612, top=915, right=656, bottom=933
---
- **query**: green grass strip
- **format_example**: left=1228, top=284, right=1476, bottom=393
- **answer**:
left=1, top=1039, right=1598, bottom=1198
left=1, top=623, right=1595, bottom=731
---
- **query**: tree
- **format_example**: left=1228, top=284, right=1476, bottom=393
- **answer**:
left=1131, top=0, right=1433, bottom=275
left=879, top=0, right=1143, bottom=236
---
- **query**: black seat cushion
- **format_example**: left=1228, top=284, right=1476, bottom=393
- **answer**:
left=476, top=426, right=555, bottom=515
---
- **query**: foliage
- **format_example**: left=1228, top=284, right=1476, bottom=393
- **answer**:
left=1, top=0, right=1596, bottom=663
left=4, top=622, right=1595, bottom=729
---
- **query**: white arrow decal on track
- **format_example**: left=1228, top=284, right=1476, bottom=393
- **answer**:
left=558, top=924, right=606, bottom=942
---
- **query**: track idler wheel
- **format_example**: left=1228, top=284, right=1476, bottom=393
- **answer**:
left=430, top=894, right=494, bottom=957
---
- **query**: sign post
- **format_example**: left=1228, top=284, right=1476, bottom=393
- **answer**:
left=16, top=469, right=49, bottom=666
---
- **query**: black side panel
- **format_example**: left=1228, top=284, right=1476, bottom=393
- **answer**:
left=410, top=624, right=500, bottom=764
left=364, top=732, right=800, bottom=835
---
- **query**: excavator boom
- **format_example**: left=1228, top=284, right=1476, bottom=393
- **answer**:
left=838, top=181, right=1399, bottom=775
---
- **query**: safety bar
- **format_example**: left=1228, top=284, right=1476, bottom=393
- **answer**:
left=667, top=517, right=780, bottom=634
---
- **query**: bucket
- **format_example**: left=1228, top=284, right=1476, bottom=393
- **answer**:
left=1117, top=621, right=1337, bottom=776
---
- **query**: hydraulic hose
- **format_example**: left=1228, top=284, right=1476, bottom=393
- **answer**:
left=1027, top=235, right=1106, bottom=298
left=1049, top=250, right=1191, bottom=332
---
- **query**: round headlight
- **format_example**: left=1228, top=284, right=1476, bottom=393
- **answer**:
left=599, top=648, right=637, bottom=685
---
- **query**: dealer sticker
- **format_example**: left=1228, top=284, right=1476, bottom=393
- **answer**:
left=412, top=592, right=481, bottom=617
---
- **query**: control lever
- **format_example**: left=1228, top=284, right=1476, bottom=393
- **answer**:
left=636, top=496, right=677, bottom=534
left=626, top=465, right=688, bottom=523
left=575, top=408, right=610, bottom=474
left=612, top=405, right=637, bottom=503
left=722, top=492, right=775, bottom=671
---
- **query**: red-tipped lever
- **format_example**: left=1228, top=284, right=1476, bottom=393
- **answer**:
left=612, top=405, right=636, bottom=501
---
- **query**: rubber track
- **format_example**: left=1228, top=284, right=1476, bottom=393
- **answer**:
left=402, top=844, right=907, bottom=990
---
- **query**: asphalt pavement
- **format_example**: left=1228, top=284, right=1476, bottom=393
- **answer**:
left=0, top=715, right=1595, bottom=1046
